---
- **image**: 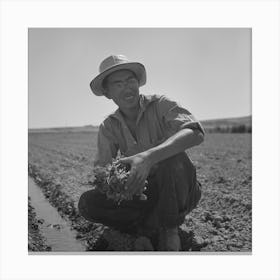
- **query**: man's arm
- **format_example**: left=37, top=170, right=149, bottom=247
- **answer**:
left=145, top=127, right=204, bottom=166
left=94, top=122, right=118, bottom=167
left=119, top=128, right=204, bottom=195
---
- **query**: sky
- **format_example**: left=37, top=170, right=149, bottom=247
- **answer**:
left=28, top=28, right=251, bottom=129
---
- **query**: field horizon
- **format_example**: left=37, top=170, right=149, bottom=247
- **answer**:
left=28, top=115, right=252, bottom=133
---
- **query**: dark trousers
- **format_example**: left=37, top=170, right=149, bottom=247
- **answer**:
left=78, top=152, right=201, bottom=232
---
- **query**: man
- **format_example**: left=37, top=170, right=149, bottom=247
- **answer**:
left=78, top=54, right=204, bottom=251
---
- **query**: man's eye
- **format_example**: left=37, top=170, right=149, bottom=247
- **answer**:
left=114, top=82, right=123, bottom=87
left=128, top=78, right=137, bottom=83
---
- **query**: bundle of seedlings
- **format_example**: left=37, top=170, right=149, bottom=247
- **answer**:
left=88, top=157, right=147, bottom=205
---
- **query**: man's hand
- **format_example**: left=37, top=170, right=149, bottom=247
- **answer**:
left=118, top=152, right=152, bottom=196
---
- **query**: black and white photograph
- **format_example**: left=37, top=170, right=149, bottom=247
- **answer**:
left=1, top=1, right=280, bottom=280
left=28, top=28, right=252, bottom=253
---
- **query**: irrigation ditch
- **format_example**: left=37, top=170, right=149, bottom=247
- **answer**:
left=28, top=164, right=204, bottom=252
left=28, top=177, right=85, bottom=252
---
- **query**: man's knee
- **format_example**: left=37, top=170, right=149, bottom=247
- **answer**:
left=78, top=190, right=89, bottom=218
left=78, top=191, right=87, bottom=213
left=78, top=189, right=103, bottom=220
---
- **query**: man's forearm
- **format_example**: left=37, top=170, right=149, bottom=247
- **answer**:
left=145, top=128, right=204, bottom=166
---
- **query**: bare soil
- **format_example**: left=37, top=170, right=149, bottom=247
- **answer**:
left=28, top=132, right=251, bottom=251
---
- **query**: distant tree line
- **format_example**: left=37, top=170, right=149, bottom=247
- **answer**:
left=205, top=124, right=252, bottom=133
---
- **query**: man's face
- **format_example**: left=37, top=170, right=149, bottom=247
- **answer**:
left=104, top=70, right=140, bottom=110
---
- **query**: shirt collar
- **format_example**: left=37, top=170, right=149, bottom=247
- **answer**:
left=110, top=94, right=157, bottom=123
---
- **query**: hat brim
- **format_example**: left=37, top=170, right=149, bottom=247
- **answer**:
left=90, top=62, right=146, bottom=96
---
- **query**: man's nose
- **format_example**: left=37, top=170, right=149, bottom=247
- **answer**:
left=123, top=81, right=131, bottom=88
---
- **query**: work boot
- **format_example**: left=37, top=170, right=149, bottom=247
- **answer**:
left=158, top=227, right=181, bottom=251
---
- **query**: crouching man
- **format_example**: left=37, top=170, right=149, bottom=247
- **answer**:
left=78, top=55, right=204, bottom=251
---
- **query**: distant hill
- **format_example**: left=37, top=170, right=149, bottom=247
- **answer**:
left=200, top=115, right=251, bottom=128
left=28, top=125, right=99, bottom=133
left=29, top=116, right=252, bottom=134
left=200, top=116, right=252, bottom=133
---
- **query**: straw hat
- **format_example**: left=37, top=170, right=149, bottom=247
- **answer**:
left=90, top=55, right=146, bottom=96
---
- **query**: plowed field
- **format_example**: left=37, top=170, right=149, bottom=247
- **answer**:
left=28, top=131, right=251, bottom=252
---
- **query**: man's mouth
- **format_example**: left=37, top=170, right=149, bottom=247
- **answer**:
left=124, top=95, right=134, bottom=101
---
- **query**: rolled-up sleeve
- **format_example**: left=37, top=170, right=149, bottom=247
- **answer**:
left=94, top=122, right=118, bottom=167
left=157, top=95, right=205, bottom=135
